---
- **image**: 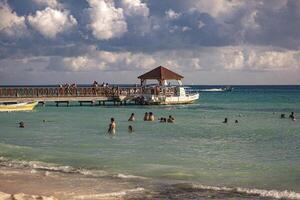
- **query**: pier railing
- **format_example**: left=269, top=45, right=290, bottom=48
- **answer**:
left=0, top=86, right=149, bottom=98
left=0, top=86, right=176, bottom=99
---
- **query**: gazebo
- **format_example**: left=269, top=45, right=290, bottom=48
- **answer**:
left=138, top=66, right=184, bottom=86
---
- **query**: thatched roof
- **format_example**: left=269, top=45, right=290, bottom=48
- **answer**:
left=138, top=66, right=184, bottom=80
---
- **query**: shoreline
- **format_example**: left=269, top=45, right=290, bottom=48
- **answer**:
left=0, top=165, right=147, bottom=200
left=1, top=158, right=299, bottom=200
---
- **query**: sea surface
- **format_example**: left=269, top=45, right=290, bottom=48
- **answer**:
left=1, top=85, right=300, bottom=199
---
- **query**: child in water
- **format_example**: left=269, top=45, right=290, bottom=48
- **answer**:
left=128, top=125, right=134, bottom=133
left=167, top=115, right=175, bottom=123
left=289, top=112, right=296, bottom=121
left=107, top=118, right=116, bottom=135
left=19, top=121, right=25, bottom=128
left=143, top=112, right=149, bottom=121
left=128, top=113, right=135, bottom=121
left=148, top=112, right=155, bottom=121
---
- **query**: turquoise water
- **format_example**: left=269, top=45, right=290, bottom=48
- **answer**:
left=1, top=86, right=300, bottom=194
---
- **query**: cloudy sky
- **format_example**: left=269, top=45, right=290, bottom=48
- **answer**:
left=1, top=0, right=300, bottom=85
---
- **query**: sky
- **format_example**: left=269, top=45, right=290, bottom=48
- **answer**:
left=0, top=0, right=300, bottom=85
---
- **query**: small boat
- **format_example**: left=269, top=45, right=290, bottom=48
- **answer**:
left=0, top=101, right=39, bottom=112
left=137, top=86, right=199, bottom=105
left=136, top=66, right=199, bottom=105
left=222, top=86, right=233, bottom=92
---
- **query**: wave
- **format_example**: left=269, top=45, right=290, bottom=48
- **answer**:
left=1, top=157, right=300, bottom=200
left=73, top=188, right=145, bottom=199
left=0, top=156, right=107, bottom=177
left=115, top=173, right=147, bottom=179
left=186, top=88, right=225, bottom=92
left=200, top=88, right=224, bottom=92
left=186, top=183, right=300, bottom=200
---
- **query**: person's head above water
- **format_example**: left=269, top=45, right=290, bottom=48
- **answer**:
left=111, top=118, right=115, bottom=122
left=19, top=121, right=25, bottom=128
left=128, top=125, right=133, bottom=132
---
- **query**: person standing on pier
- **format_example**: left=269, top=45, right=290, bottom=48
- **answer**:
left=108, top=118, right=116, bottom=135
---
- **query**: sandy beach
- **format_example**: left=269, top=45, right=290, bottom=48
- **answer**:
left=0, top=163, right=283, bottom=200
left=0, top=164, right=148, bottom=200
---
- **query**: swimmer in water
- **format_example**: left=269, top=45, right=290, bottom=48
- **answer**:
left=235, top=120, right=238, bottom=123
left=149, top=112, right=155, bottom=121
left=107, top=118, right=116, bottom=135
left=223, top=118, right=228, bottom=123
left=280, top=114, right=285, bottom=119
left=289, top=112, right=296, bottom=121
left=128, top=113, right=135, bottom=121
left=143, top=112, right=149, bottom=121
left=128, top=125, right=134, bottom=133
left=19, top=121, right=25, bottom=128
left=167, top=115, right=174, bottom=123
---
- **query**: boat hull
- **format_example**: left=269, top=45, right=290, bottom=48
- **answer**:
left=0, top=101, right=38, bottom=112
left=140, top=93, right=199, bottom=105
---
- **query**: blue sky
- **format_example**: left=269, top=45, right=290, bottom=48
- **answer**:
left=0, top=0, right=300, bottom=85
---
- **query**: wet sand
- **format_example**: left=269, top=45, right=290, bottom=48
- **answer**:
left=0, top=166, right=146, bottom=200
left=0, top=164, right=277, bottom=200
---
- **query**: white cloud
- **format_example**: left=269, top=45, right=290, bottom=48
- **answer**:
left=119, top=0, right=151, bottom=35
left=197, top=20, right=205, bottom=29
left=28, top=7, right=77, bottom=39
left=60, top=50, right=156, bottom=71
left=46, top=46, right=300, bottom=72
left=188, top=0, right=245, bottom=18
left=63, top=56, right=89, bottom=71
left=120, top=0, right=149, bottom=17
left=32, top=0, right=59, bottom=8
left=165, top=9, right=181, bottom=20
left=245, top=50, right=298, bottom=71
left=213, top=46, right=299, bottom=71
left=87, top=0, right=127, bottom=40
left=182, top=26, right=191, bottom=32
left=0, top=2, right=27, bottom=37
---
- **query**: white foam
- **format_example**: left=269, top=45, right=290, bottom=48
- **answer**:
left=115, top=173, right=147, bottom=179
left=74, top=187, right=145, bottom=199
left=200, top=88, right=224, bottom=92
left=0, top=157, right=110, bottom=178
left=192, top=184, right=300, bottom=200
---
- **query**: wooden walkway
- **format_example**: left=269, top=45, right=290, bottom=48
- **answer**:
left=0, top=86, right=142, bottom=106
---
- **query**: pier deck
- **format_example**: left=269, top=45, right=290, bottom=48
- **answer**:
left=0, top=86, right=142, bottom=105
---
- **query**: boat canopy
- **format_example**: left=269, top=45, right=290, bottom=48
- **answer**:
left=138, top=66, right=184, bottom=86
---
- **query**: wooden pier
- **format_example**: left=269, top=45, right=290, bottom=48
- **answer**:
left=0, top=85, right=144, bottom=106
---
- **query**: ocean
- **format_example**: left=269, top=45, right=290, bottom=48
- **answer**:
left=0, top=85, right=300, bottom=199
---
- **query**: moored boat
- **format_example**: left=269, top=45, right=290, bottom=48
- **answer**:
left=0, top=101, right=38, bottom=112
left=135, top=66, right=199, bottom=105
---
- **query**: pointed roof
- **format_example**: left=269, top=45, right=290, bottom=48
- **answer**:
left=138, top=66, right=184, bottom=80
